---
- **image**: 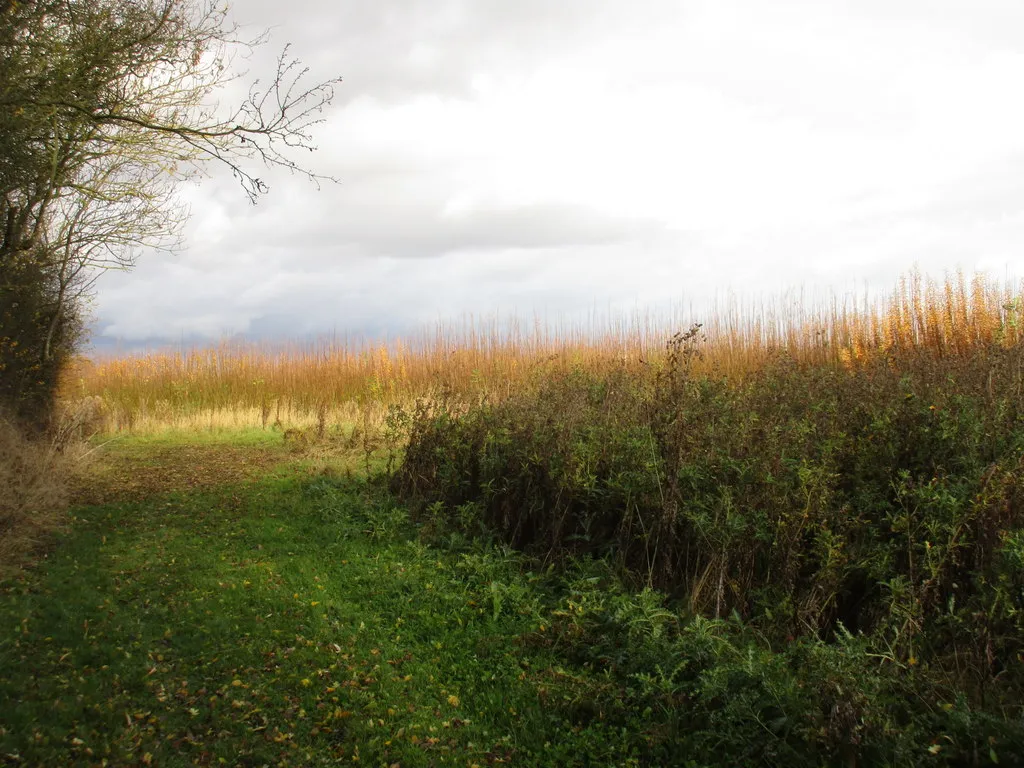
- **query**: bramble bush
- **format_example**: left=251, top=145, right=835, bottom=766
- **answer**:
left=394, top=330, right=1024, bottom=763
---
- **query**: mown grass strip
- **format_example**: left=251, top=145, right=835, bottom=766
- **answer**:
left=0, top=450, right=648, bottom=767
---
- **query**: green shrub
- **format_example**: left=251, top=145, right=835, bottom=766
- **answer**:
left=394, top=335, right=1024, bottom=761
left=0, top=249, right=83, bottom=428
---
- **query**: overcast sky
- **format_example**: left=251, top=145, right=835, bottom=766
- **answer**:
left=92, top=0, right=1024, bottom=350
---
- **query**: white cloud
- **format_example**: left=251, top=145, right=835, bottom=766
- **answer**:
left=91, top=0, right=1024, bottom=348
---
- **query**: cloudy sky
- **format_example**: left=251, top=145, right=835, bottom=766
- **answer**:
left=92, top=0, right=1024, bottom=349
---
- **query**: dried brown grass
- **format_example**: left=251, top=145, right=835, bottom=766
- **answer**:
left=0, top=416, right=72, bottom=576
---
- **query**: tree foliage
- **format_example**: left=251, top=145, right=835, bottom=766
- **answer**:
left=0, top=0, right=340, bottom=425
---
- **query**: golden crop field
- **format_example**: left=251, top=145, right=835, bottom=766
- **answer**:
left=63, top=269, right=1023, bottom=433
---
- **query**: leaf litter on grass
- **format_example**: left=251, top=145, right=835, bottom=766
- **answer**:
left=0, top=436, right=643, bottom=767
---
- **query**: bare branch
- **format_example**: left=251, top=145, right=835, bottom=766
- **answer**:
left=1, top=0, right=341, bottom=380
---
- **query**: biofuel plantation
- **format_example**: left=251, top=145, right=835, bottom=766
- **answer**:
left=4, top=270, right=1024, bottom=766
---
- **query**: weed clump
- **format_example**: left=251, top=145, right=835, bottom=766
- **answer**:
left=395, top=322, right=1024, bottom=761
left=0, top=415, right=71, bottom=574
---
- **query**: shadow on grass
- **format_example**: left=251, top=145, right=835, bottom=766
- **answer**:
left=0, top=441, right=648, bottom=767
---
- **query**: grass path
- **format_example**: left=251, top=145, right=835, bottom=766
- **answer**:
left=0, top=435, right=648, bottom=767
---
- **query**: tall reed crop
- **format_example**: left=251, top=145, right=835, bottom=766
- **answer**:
left=64, top=270, right=1023, bottom=432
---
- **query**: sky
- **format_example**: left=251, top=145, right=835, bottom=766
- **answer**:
left=91, top=0, right=1024, bottom=350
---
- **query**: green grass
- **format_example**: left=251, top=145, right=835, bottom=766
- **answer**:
left=0, top=439, right=653, bottom=767
left=92, top=427, right=288, bottom=448
left=9, top=412, right=1021, bottom=767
